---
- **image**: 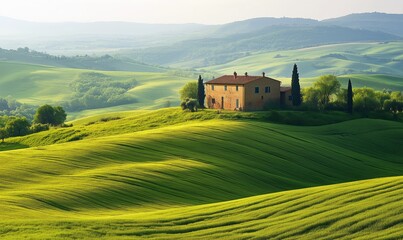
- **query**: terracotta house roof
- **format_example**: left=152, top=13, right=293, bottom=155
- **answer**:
left=205, top=75, right=281, bottom=85
left=280, top=87, right=292, bottom=92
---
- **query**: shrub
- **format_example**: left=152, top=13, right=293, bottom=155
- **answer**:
left=180, top=98, right=199, bottom=112
left=5, top=117, right=31, bottom=137
left=30, top=123, right=50, bottom=133
left=353, top=88, right=381, bottom=113
left=267, top=110, right=283, bottom=122
left=383, top=99, right=403, bottom=115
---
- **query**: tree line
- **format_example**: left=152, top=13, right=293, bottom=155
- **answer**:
left=179, top=64, right=402, bottom=117
left=62, top=72, right=138, bottom=111
left=0, top=104, right=67, bottom=143
left=291, top=64, right=403, bottom=115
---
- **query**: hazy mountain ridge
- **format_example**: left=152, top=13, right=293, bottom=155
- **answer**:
left=1, top=13, right=403, bottom=68
left=0, top=16, right=209, bottom=37
left=324, top=12, right=403, bottom=37
left=0, top=47, right=165, bottom=72
left=125, top=25, right=400, bottom=68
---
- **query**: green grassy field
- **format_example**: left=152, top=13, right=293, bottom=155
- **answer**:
left=0, top=176, right=401, bottom=239
left=202, top=42, right=403, bottom=90
left=0, top=108, right=402, bottom=239
left=2, top=41, right=403, bottom=121
left=0, top=61, right=194, bottom=119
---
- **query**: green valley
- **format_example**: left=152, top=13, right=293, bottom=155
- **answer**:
left=0, top=61, right=195, bottom=119
left=203, top=42, right=403, bottom=90
left=1, top=8, right=403, bottom=240
left=0, top=109, right=402, bottom=239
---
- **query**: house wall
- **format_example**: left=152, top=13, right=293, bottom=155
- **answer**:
left=205, top=84, right=245, bottom=110
left=244, top=79, right=281, bottom=111
left=281, top=90, right=293, bottom=107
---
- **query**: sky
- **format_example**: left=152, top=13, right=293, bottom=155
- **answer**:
left=0, top=0, right=403, bottom=24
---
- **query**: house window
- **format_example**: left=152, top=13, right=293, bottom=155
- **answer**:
left=255, top=87, right=259, bottom=93
left=212, top=98, right=216, bottom=104
left=261, top=96, right=264, bottom=100
left=212, top=85, right=215, bottom=91
left=236, top=85, right=239, bottom=91
left=265, top=86, right=270, bottom=93
left=236, top=99, right=239, bottom=108
left=288, top=96, right=293, bottom=101
left=224, top=85, right=227, bottom=91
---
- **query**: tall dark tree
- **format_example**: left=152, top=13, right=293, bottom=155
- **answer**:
left=197, top=75, right=205, bottom=108
left=347, top=79, right=353, bottom=114
left=291, top=64, right=302, bottom=106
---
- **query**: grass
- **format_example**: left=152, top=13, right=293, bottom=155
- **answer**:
left=0, top=176, right=401, bottom=239
left=2, top=41, right=403, bottom=121
left=0, top=61, right=193, bottom=119
left=0, top=108, right=356, bottom=148
left=4, top=107, right=400, bottom=149
left=0, top=108, right=402, bottom=238
left=202, top=41, right=403, bottom=90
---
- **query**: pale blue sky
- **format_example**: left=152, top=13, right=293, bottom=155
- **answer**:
left=1, top=0, right=402, bottom=24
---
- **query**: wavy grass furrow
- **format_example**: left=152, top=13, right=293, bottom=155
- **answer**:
left=0, top=177, right=401, bottom=239
left=0, top=109, right=402, bottom=239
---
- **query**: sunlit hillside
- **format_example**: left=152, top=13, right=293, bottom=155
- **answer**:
left=0, top=109, right=402, bottom=239
left=203, top=42, right=403, bottom=90
left=0, top=61, right=194, bottom=119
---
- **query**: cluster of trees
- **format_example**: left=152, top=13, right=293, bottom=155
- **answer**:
left=177, top=64, right=401, bottom=117
left=63, top=72, right=138, bottom=111
left=34, top=105, right=66, bottom=126
left=289, top=65, right=403, bottom=115
left=179, top=75, right=205, bottom=112
left=301, top=75, right=403, bottom=113
left=0, top=97, right=37, bottom=122
left=0, top=104, right=67, bottom=143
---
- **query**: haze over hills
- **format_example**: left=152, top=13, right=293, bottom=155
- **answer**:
left=324, top=12, right=403, bottom=37
left=126, top=25, right=400, bottom=67
left=0, top=4, right=403, bottom=239
left=1, top=12, right=402, bottom=62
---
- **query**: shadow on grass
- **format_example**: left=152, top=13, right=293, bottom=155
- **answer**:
left=0, top=142, right=29, bottom=152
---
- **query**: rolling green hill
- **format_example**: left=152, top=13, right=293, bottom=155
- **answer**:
left=125, top=27, right=401, bottom=68
left=0, top=176, right=401, bottom=239
left=203, top=42, right=403, bottom=90
left=0, top=109, right=402, bottom=239
left=0, top=61, right=194, bottom=119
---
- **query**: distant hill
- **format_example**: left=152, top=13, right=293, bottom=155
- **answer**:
left=1, top=13, right=403, bottom=64
left=215, top=17, right=319, bottom=35
left=0, top=61, right=195, bottom=118
left=0, top=16, right=208, bottom=37
left=0, top=47, right=165, bottom=72
left=125, top=25, right=401, bottom=68
left=0, top=16, right=213, bottom=54
left=324, top=12, right=403, bottom=37
left=202, top=41, right=403, bottom=80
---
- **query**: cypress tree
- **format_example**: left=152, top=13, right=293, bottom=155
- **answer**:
left=347, top=79, right=353, bottom=114
left=291, top=64, right=302, bottom=106
left=197, top=75, right=205, bottom=108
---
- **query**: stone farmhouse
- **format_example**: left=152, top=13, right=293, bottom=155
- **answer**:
left=205, top=72, right=292, bottom=111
